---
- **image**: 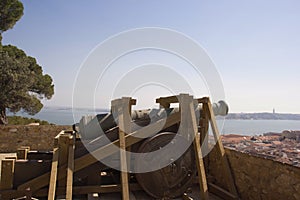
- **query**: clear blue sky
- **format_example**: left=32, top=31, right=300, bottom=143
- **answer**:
left=2, top=0, right=300, bottom=113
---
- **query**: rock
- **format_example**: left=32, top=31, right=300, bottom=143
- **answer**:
left=27, top=123, right=40, bottom=126
left=9, top=128, right=18, bottom=132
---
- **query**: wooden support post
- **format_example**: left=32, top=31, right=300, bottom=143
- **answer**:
left=66, top=135, right=75, bottom=200
left=176, top=94, right=209, bottom=200
left=126, top=98, right=136, bottom=174
left=48, top=132, right=75, bottom=200
left=0, top=159, right=15, bottom=190
left=47, top=132, right=64, bottom=200
left=58, top=134, right=70, bottom=188
left=200, top=102, right=209, bottom=173
left=111, top=97, right=135, bottom=200
left=206, top=98, right=238, bottom=198
left=179, top=94, right=209, bottom=200
left=17, top=148, right=28, bottom=160
left=48, top=147, right=59, bottom=200
left=119, top=127, right=130, bottom=200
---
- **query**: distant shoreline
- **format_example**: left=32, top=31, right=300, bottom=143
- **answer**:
left=226, top=113, right=300, bottom=120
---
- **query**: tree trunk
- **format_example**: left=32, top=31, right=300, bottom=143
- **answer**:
left=0, top=106, right=8, bottom=125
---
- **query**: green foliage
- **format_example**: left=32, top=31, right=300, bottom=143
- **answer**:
left=7, top=116, right=50, bottom=125
left=0, top=0, right=24, bottom=33
left=0, top=0, right=54, bottom=125
left=0, top=45, right=54, bottom=123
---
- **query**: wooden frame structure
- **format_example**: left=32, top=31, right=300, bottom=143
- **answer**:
left=0, top=94, right=238, bottom=200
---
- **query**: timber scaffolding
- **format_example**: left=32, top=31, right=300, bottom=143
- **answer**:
left=0, top=94, right=239, bottom=200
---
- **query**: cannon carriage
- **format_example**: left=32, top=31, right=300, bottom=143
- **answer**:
left=0, top=94, right=238, bottom=200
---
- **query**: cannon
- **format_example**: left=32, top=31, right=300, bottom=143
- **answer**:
left=0, top=94, right=238, bottom=200
left=74, top=98, right=229, bottom=198
left=78, top=99, right=228, bottom=139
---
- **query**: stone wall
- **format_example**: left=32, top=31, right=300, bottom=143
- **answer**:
left=0, top=125, right=71, bottom=152
left=209, top=147, right=300, bottom=200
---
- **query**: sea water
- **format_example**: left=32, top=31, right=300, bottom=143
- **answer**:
left=9, top=107, right=300, bottom=136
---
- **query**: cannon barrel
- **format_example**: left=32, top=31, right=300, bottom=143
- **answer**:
left=78, top=100, right=228, bottom=139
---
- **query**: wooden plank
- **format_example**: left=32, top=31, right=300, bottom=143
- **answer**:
left=208, top=183, right=238, bottom=200
left=206, top=99, right=238, bottom=197
left=47, top=147, right=59, bottom=200
left=0, top=159, right=15, bottom=190
left=17, top=112, right=181, bottom=192
left=66, top=136, right=75, bottom=200
left=34, top=183, right=143, bottom=197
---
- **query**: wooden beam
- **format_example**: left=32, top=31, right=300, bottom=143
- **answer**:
left=0, top=189, right=26, bottom=199
left=17, top=112, right=181, bottom=193
left=126, top=97, right=134, bottom=174
left=208, top=183, right=238, bottom=200
left=34, top=184, right=143, bottom=197
left=66, top=136, right=75, bottom=200
left=156, top=94, right=186, bottom=105
left=112, top=98, right=131, bottom=200
left=1, top=184, right=143, bottom=199
left=206, top=99, right=238, bottom=197
left=0, top=159, right=15, bottom=190
left=197, top=97, right=209, bottom=104
left=200, top=103, right=209, bottom=173
left=4, top=156, right=17, bottom=160
left=119, top=130, right=130, bottom=200
left=47, top=147, right=59, bottom=200
left=58, top=134, right=70, bottom=188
